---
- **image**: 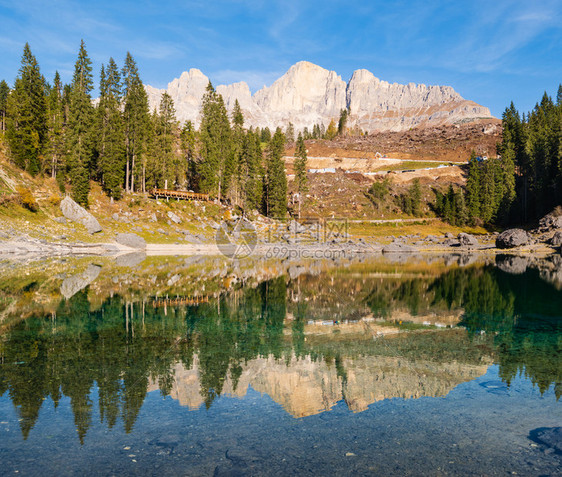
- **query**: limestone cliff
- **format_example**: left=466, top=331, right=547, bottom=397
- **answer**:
left=145, top=61, right=493, bottom=133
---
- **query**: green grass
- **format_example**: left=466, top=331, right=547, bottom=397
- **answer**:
left=375, top=161, right=454, bottom=172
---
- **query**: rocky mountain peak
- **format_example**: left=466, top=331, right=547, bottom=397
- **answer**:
left=145, top=61, right=493, bottom=131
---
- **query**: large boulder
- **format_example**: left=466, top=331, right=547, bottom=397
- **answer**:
left=60, top=196, right=102, bottom=234
left=458, top=233, right=478, bottom=247
left=115, top=233, right=146, bottom=249
left=495, top=229, right=530, bottom=249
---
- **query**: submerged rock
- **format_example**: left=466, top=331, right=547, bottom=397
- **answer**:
left=495, top=229, right=529, bottom=249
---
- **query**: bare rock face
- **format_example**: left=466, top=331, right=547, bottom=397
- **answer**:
left=60, top=196, right=102, bottom=234
left=145, top=61, right=492, bottom=132
left=254, top=61, right=347, bottom=131
left=495, top=229, right=530, bottom=249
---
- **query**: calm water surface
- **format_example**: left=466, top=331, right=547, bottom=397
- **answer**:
left=0, top=254, right=560, bottom=475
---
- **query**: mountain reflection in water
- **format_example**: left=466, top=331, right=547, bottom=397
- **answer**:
left=0, top=257, right=561, bottom=444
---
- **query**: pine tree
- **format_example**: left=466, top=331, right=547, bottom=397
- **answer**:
left=293, top=132, right=308, bottom=218
left=46, top=72, right=65, bottom=180
left=285, top=122, right=294, bottom=144
left=6, top=43, right=47, bottom=175
left=66, top=40, right=94, bottom=206
left=97, top=58, right=125, bottom=199
left=180, top=120, right=197, bottom=190
left=264, top=128, right=287, bottom=218
left=466, top=152, right=481, bottom=219
left=229, top=99, right=245, bottom=206
left=337, top=109, right=348, bottom=136
left=151, top=92, right=177, bottom=188
left=122, top=52, right=149, bottom=193
left=198, top=82, right=232, bottom=201
left=0, top=80, right=9, bottom=132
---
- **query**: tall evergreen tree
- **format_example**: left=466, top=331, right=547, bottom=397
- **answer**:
left=46, top=72, right=65, bottom=180
left=148, top=92, right=177, bottom=189
left=6, top=43, right=47, bottom=175
left=264, top=128, right=287, bottom=217
left=293, top=132, right=308, bottom=218
left=97, top=58, right=125, bottom=199
left=465, top=152, right=481, bottom=219
left=197, top=82, right=232, bottom=201
left=180, top=120, right=197, bottom=191
left=122, top=52, right=149, bottom=193
left=0, top=80, right=9, bottom=132
left=337, top=108, right=348, bottom=136
left=66, top=40, right=94, bottom=206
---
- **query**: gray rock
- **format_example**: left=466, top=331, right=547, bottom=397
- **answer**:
left=60, top=196, right=102, bottom=234
left=115, top=252, right=146, bottom=268
left=550, top=231, right=562, bottom=247
left=112, top=213, right=120, bottom=221
left=538, top=212, right=562, bottom=232
left=54, top=216, right=67, bottom=224
left=208, top=220, right=220, bottom=230
left=382, top=241, right=416, bottom=253
left=60, top=264, right=102, bottom=299
left=167, top=211, right=182, bottom=224
left=167, top=274, right=181, bottom=286
left=443, top=238, right=460, bottom=247
left=444, top=232, right=454, bottom=239
left=150, top=213, right=157, bottom=222
left=529, top=427, right=562, bottom=455
left=458, top=233, right=478, bottom=247
left=115, top=233, right=146, bottom=249
left=495, top=228, right=530, bottom=249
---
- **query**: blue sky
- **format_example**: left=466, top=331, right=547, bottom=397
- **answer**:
left=1, top=0, right=561, bottom=117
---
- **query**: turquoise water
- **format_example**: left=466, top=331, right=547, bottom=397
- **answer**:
left=0, top=256, right=560, bottom=475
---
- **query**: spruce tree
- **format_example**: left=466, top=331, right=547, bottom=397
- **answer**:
left=264, top=128, right=287, bottom=218
left=153, top=92, right=177, bottom=188
left=66, top=40, right=94, bottom=206
left=0, top=80, right=9, bottom=132
left=229, top=99, right=245, bottom=206
left=180, top=120, right=197, bottom=190
left=97, top=58, right=125, bottom=199
left=337, top=108, right=348, bottom=136
left=293, top=132, right=308, bottom=218
left=465, top=152, right=481, bottom=219
left=198, top=82, right=232, bottom=201
left=46, top=72, right=65, bottom=180
left=123, top=52, right=149, bottom=193
left=6, top=43, right=47, bottom=175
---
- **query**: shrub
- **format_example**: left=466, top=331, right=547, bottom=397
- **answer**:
left=16, top=187, right=38, bottom=212
left=48, top=194, right=61, bottom=207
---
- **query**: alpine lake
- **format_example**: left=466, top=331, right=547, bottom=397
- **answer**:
left=0, top=252, right=560, bottom=476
